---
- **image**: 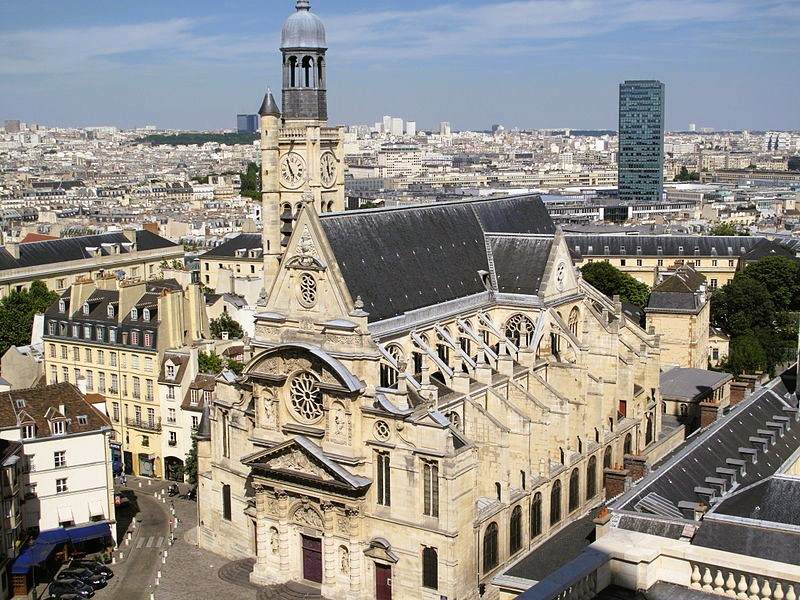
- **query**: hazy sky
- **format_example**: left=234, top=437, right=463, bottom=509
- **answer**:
left=1, top=0, right=798, bottom=131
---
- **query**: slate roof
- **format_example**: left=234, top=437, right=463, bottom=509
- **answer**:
left=691, top=519, right=800, bottom=566
left=505, top=508, right=600, bottom=581
left=615, top=370, right=799, bottom=514
left=0, top=230, right=177, bottom=271
left=711, top=475, right=800, bottom=526
left=566, top=235, right=762, bottom=259
left=318, top=195, right=555, bottom=322
left=489, top=235, right=552, bottom=295
left=181, top=374, right=216, bottom=413
left=741, top=238, right=798, bottom=263
left=659, top=368, right=732, bottom=401
left=0, top=383, right=111, bottom=438
left=200, top=234, right=262, bottom=259
left=646, top=267, right=707, bottom=313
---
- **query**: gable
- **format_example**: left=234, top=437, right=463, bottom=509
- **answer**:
left=265, top=205, right=355, bottom=320
left=539, top=232, right=581, bottom=301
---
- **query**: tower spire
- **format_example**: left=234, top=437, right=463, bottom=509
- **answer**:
left=258, top=88, right=281, bottom=117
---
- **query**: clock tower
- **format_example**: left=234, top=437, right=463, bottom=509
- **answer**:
left=260, top=0, right=346, bottom=289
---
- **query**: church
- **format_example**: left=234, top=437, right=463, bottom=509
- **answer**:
left=196, top=2, right=664, bottom=599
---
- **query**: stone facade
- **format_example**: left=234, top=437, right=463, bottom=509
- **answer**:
left=197, top=201, right=664, bottom=600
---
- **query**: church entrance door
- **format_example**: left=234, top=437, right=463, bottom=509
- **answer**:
left=301, top=535, right=323, bottom=583
left=375, top=563, right=392, bottom=600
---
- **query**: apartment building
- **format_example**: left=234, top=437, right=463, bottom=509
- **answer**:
left=0, top=383, right=115, bottom=540
left=199, top=234, right=263, bottom=289
left=41, top=275, right=209, bottom=478
left=0, top=229, right=183, bottom=298
left=0, top=440, right=23, bottom=599
left=567, top=235, right=781, bottom=288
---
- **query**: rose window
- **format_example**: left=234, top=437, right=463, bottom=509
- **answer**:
left=374, top=420, right=390, bottom=441
left=299, top=273, right=317, bottom=308
left=289, top=372, right=323, bottom=422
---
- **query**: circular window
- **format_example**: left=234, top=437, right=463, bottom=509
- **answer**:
left=298, top=273, right=317, bottom=308
left=289, top=372, right=323, bottom=423
left=374, top=420, right=390, bottom=441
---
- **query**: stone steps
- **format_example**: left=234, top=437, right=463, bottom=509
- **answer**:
left=217, top=558, right=257, bottom=589
left=257, top=581, right=329, bottom=600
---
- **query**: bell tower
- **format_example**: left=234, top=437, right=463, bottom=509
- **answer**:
left=260, top=0, right=346, bottom=294
left=281, top=0, right=327, bottom=122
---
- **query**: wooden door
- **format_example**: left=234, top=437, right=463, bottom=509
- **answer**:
left=302, top=535, right=323, bottom=583
left=375, top=564, right=392, bottom=600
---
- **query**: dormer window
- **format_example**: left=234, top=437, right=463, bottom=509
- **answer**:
left=107, top=304, right=115, bottom=318
left=130, top=308, right=138, bottom=320
left=142, top=308, right=150, bottom=321
left=109, top=328, right=117, bottom=343
left=15, top=398, right=25, bottom=408
left=71, top=325, right=79, bottom=338
left=58, top=299, right=66, bottom=313
left=190, top=389, right=199, bottom=406
left=21, top=424, right=35, bottom=440
left=165, top=363, right=176, bottom=380
left=48, top=321, right=56, bottom=335
left=82, top=303, right=90, bottom=315
left=204, top=390, right=212, bottom=403
left=131, top=331, right=140, bottom=345
left=51, top=420, right=66, bottom=436
left=143, top=332, right=153, bottom=347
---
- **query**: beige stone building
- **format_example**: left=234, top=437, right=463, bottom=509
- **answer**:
left=0, top=230, right=183, bottom=298
left=41, top=276, right=209, bottom=478
left=199, top=234, right=264, bottom=289
left=645, top=266, right=710, bottom=369
left=567, top=235, right=781, bottom=289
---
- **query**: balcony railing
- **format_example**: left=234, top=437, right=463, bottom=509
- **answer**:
left=125, top=418, right=161, bottom=433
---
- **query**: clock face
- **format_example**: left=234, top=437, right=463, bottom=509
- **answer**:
left=320, top=152, right=337, bottom=188
left=280, top=153, right=306, bottom=189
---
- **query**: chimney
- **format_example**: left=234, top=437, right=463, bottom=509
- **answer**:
left=69, top=276, right=97, bottom=316
left=117, top=278, right=147, bottom=323
left=4, top=242, right=20, bottom=260
left=123, top=228, right=137, bottom=248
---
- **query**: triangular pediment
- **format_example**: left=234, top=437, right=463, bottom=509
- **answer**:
left=265, top=204, right=356, bottom=320
left=540, top=229, right=580, bottom=301
left=242, top=436, right=370, bottom=492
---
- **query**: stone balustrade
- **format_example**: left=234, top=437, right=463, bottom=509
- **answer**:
left=690, top=564, right=797, bottom=600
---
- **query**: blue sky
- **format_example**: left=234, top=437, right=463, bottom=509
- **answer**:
left=1, top=0, right=798, bottom=131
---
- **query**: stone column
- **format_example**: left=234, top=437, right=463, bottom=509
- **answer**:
left=321, top=501, right=336, bottom=585
left=276, top=490, right=291, bottom=583
left=346, top=506, right=362, bottom=596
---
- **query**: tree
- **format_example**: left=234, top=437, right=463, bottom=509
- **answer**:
left=198, top=350, right=225, bottom=374
left=184, top=437, right=198, bottom=486
left=581, top=262, right=650, bottom=307
left=709, top=223, right=748, bottom=236
left=0, top=280, right=58, bottom=357
left=674, top=166, right=700, bottom=182
left=210, top=312, right=244, bottom=340
left=227, top=359, right=245, bottom=376
left=240, top=162, right=261, bottom=200
left=723, top=333, right=767, bottom=376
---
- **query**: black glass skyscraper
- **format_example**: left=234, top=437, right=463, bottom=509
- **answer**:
left=618, top=80, right=665, bottom=203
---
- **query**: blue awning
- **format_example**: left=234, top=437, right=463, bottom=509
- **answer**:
left=11, top=542, right=57, bottom=575
left=11, top=523, right=112, bottom=575
left=66, top=522, right=112, bottom=544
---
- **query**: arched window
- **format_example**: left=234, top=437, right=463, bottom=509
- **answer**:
left=505, top=314, right=535, bottom=348
left=645, top=415, right=654, bottom=446
left=550, top=481, right=562, bottom=526
left=510, top=506, right=523, bottom=555
left=482, top=522, right=499, bottom=573
left=302, top=56, right=313, bottom=87
left=520, top=470, right=526, bottom=491
left=568, top=307, right=580, bottom=337
left=288, top=56, right=298, bottom=87
left=422, top=546, right=438, bottom=590
left=586, top=456, right=597, bottom=500
left=530, top=492, right=542, bottom=538
left=379, top=345, right=403, bottom=389
left=446, top=411, right=461, bottom=431
left=569, top=468, right=580, bottom=512
left=495, top=482, right=502, bottom=502
left=624, top=433, right=633, bottom=456
left=559, top=447, right=565, bottom=465
left=436, top=331, right=450, bottom=366
left=603, top=446, right=612, bottom=469
left=577, top=437, right=583, bottom=454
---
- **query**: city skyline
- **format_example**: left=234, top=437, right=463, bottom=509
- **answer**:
left=1, top=0, right=799, bottom=131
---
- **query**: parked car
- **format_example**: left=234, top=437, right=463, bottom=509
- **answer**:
left=48, top=578, right=94, bottom=599
left=69, top=559, right=113, bottom=579
left=55, top=567, right=106, bottom=589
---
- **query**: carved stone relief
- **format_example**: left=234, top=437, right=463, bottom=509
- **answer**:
left=267, top=449, right=333, bottom=482
left=292, top=505, right=323, bottom=529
